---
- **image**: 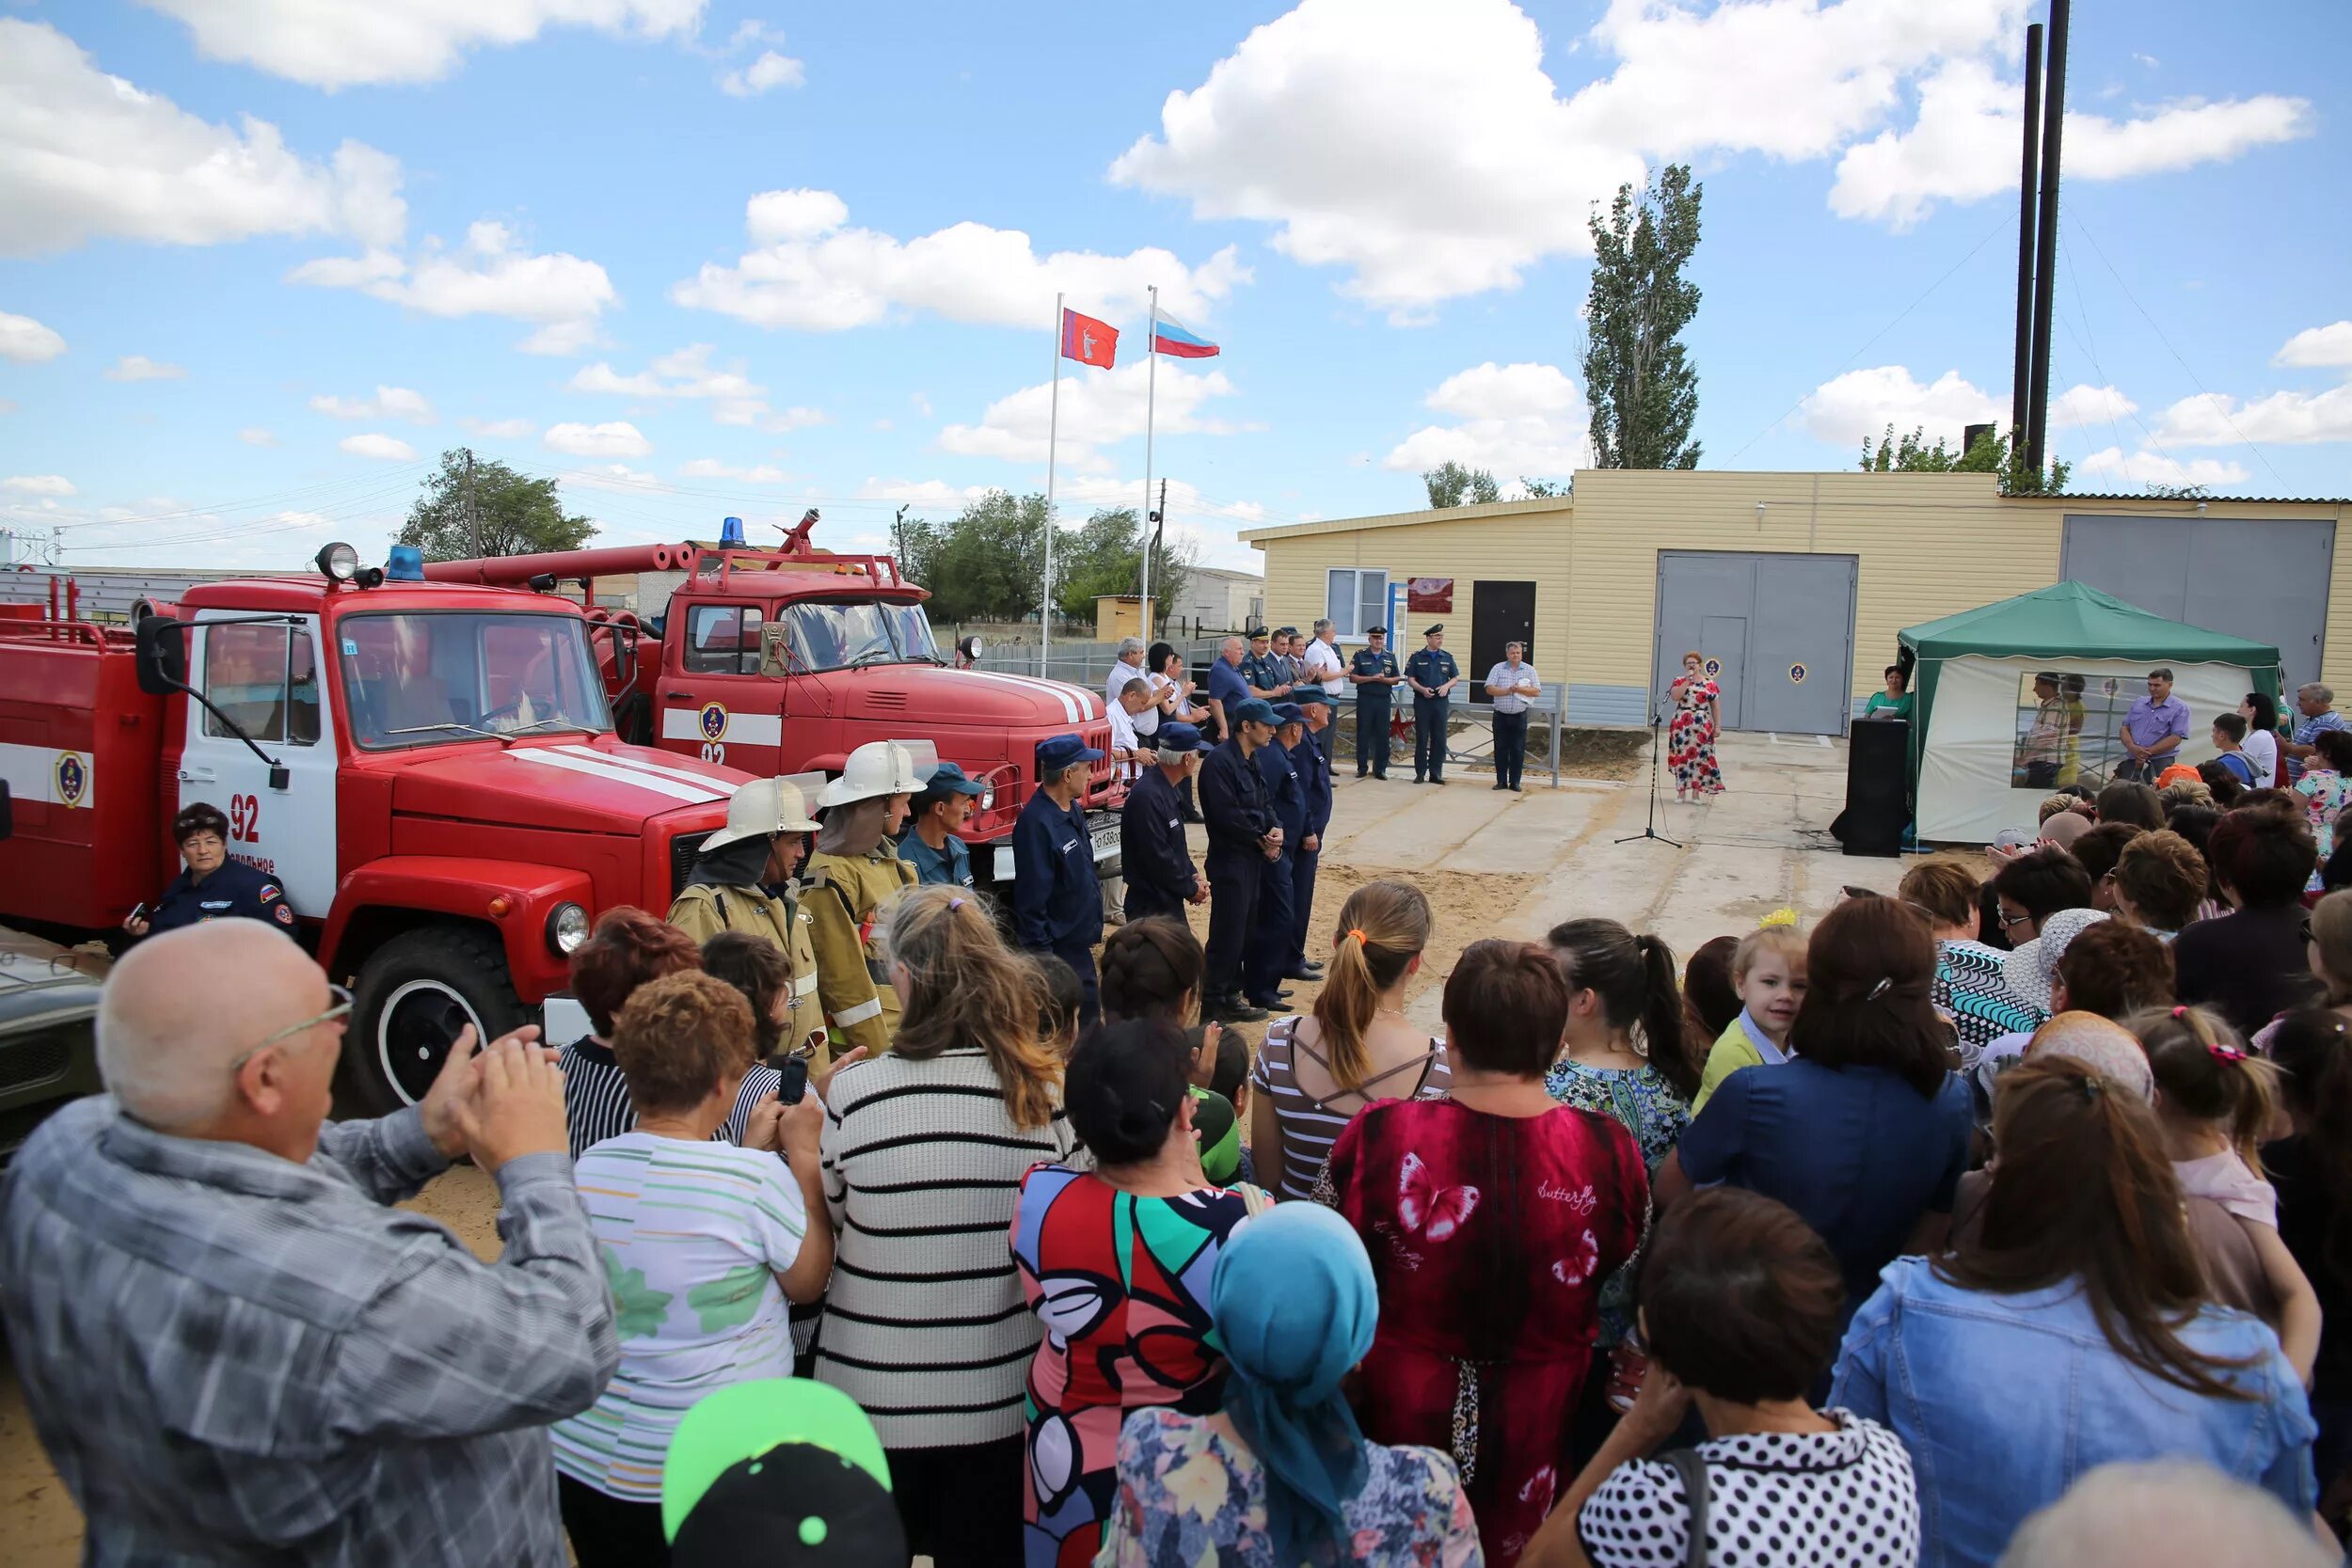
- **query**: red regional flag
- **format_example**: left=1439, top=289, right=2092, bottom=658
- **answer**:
left=1060, top=308, right=1118, bottom=369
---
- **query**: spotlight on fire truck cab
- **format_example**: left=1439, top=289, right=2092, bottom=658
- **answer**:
left=313, top=541, right=385, bottom=589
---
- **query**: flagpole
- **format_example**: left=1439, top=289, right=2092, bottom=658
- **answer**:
left=1043, top=292, right=1061, bottom=681
left=1138, top=285, right=1159, bottom=639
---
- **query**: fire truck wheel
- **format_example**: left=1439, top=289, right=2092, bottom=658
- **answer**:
left=347, top=926, right=529, bottom=1114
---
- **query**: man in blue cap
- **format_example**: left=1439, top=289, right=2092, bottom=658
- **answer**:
left=1120, top=721, right=1210, bottom=923
left=897, top=761, right=988, bottom=888
left=1287, top=694, right=1334, bottom=982
left=1200, top=697, right=1281, bottom=1022
left=1245, top=705, right=1309, bottom=1009
left=1348, top=626, right=1403, bottom=779
left=1405, top=624, right=1460, bottom=784
left=1013, top=733, right=1105, bottom=1025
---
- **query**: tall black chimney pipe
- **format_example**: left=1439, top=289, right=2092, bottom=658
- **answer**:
left=2025, top=0, right=2071, bottom=481
left=2010, top=22, right=2043, bottom=457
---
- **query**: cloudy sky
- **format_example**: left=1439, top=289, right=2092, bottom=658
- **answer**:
left=1, top=0, right=2344, bottom=574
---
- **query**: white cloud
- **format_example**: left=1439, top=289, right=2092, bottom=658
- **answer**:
left=137, top=0, right=707, bottom=88
left=339, top=433, right=417, bottom=461
left=938, top=361, right=1243, bottom=467
left=292, top=220, right=615, bottom=356
left=673, top=189, right=1248, bottom=331
left=1109, top=0, right=2310, bottom=309
left=0, top=310, right=66, bottom=363
left=679, top=458, right=790, bottom=483
left=105, top=355, right=187, bottom=382
left=460, top=416, right=538, bottom=438
left=0, top=21, right=405, bottom=258
left=2046, top=383, right=2138, bottom=432
left=2, top=474, right=74, bottom=497
left=720, top=48, right=804, bottom=96
left=1831, top=57, right=2312, bottom=228
left=2077, top=447, right=2249, bottom=488
left=563, top=462, right=666, bottom=494
left=546, top=420, right=652, bottom=457
left=2277, top=322, right=2352, bottom=371
left=1797, top=364, right=2002, bottom=448
left=238, top=426, right=278, bottom=445
left=569, top=344, right=762, bottom=401
left=2154, top=387, right=2352, bottom=447
left=310, top=385, right=436, bottom=423
left=855, top=478, right=993, bottom=506
left=713, top=399, right=828, bottom=431
left=1382, top=361, right=1589, bottom=475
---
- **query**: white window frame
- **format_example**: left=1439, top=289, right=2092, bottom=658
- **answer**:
left=1325, top=567, right=1390, bottom=642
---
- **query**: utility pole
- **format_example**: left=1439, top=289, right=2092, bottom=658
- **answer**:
left=893, top=503, right=909, bottom=565
left=463, top=448, right=479, bottom=556
left=1148, top=478, right=1168, bottom=636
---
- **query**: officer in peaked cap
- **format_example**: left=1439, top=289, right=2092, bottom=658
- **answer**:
left=1242, top=626, right=1291, bottom=703
left=1405, top=624, right=1461, bottom=784
left=1014, top=732, right=1107, bottom=1026
left=1347, top=626, right=1403, bottom=779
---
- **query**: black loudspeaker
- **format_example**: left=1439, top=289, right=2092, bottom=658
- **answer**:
left=1836, top=719, right=1909, bottom=857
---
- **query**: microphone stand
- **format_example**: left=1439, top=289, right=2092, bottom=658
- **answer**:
left=1615, top=699, right=1683, bottom=848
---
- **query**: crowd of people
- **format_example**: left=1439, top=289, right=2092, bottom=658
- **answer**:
left=12, top=681, right=2352, bottom=1568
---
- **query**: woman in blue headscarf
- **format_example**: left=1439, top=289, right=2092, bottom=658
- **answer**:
left=1092, top=1203, right=1485, bottom=1566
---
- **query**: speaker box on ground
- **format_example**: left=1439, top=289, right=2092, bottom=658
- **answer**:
left=1835, top=719, right=1909, bottom=857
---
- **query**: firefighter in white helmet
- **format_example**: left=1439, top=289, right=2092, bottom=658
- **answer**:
left=804, top=740, right=933, bottom=1058
left=666, top=774, right=828, bottom=1063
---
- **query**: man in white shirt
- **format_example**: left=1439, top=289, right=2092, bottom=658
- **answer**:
left=1104, top=636, right=1149, bottom=713
left=1106, top=678, right=1154, bottom=784
left=1299, top=619, right=1346, bottom=699
left=1484, top=641, right=1541, bottom=792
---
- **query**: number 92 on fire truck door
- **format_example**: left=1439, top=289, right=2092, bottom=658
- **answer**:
left=178, top=615, right=341, bottom=917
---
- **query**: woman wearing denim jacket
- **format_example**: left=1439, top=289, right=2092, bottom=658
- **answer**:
left=1831, top=1057, right=2320, bottom=1568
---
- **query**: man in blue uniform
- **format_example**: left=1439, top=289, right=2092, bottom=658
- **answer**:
left=1200, top=697, right=1281, bottom=1022
left=898, top=761, right=987, bottom=887
left=1120, top=721, right=1210, bottom=922
left=1289, top=694, right=1335, bottom=981
left=1405, top=624, right=1461, bottom=784
left=1012, top=733, right=1105, bottom=1026
left=1348, top=626, right=1403, bottom=779
left=123, top=801, right=295, bottom=940
left=1245, top=705, right=1309, bottom=1009
left=1241, top=627, right=1292, bottom=703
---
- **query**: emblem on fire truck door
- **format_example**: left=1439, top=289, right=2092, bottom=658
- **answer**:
left=698, top=703, right=729, bottom=741
left=54, top=752, right=87, bottom=808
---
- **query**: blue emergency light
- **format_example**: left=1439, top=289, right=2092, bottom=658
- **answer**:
left=385, top=545, right=424, bottom=581
left=720, top=515, right=747, bottom=546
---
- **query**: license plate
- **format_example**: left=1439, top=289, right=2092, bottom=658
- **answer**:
left=1090, top=824, right=1119, bottom=861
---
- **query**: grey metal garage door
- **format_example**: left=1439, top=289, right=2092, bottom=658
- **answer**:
left=2062, top=514, right=2334, bottom=690
left=1652, top=551, right=1858, bottom=736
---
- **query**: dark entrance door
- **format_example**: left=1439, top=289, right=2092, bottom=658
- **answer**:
left=1469, top=581, right=1536, bottom=705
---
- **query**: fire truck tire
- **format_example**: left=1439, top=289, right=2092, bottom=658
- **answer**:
left=346, top=925, right=529, bottom=1114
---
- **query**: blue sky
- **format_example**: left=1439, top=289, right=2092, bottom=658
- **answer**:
left=1, top=0, right=2345, bottom=575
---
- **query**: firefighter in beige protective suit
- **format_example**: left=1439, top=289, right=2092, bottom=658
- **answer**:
left=666, top=774, right=828, bottom=1063
left=804, top=740, right=934, bottom=1058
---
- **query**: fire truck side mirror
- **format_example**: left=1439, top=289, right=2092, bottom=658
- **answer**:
left=134, top=615, right=191, bottom=696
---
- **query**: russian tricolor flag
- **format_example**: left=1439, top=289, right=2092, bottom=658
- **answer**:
left=1151, top=314, right=1220, bottom=359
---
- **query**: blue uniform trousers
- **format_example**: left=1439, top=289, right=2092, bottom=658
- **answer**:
left=1245, top=848, right=1297, bottom=1006
left=1203, top=845, right=1263, bottom=1000
left=1288, top=846, right=1321, bottom=969
left=1413, top=695, right=1450, bottom=780
left=1357, top=698, right=1391, bottom=777
left=1048, top=938, right=1101, bottom=1029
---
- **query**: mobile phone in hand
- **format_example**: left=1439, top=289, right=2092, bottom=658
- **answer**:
left=127, top=902, right=151, bottom=925
left=776, top=1056, right=809, bottom=1106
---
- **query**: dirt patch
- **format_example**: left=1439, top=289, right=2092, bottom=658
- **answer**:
left=1328, top=716, right=1649, bottom=784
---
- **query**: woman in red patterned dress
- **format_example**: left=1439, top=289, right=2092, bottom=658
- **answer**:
left=1327, top=939, right=1650, bottom=1567
left=1667, top=650, right=1724, bottom=800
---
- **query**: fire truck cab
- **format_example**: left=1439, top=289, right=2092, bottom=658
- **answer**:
left=0, top=546, right=745, bottom=1112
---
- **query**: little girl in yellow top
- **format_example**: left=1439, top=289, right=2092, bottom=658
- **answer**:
left=1692, top=915, right=1808, bottom=1112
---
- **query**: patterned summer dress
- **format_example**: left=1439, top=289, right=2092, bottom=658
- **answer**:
left=1542, top=1059, right=1689, bottom=1347
left=1667, top=676, right=1723, bottom=795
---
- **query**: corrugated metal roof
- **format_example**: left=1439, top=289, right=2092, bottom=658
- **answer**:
left=2010, top=493, right=2352, bottom=505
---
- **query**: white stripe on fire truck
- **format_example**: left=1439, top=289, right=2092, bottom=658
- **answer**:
left=554, top=744, right=743, bottom=794
left=509, top=748, right=730, bottom=803
left=953, top=668, right=1091, bottom=724
left=659, top=707, right=787, bottom=746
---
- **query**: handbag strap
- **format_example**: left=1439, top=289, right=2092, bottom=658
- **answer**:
left=1662, top=1448, right=1709, bottom=1568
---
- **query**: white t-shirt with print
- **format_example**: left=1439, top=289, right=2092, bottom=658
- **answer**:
left=1300, top=638, right=1346, bottom=697
left=550, top=1132, right=809, bottom=1500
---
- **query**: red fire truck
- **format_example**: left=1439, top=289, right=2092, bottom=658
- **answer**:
left=422, top=518, right=1125, bottom=893
left=0, top=545, right=748, bottom=1112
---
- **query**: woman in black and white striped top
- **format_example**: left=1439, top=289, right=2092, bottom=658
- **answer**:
left=555, top=907, right=780, bottom=1156
left=1249, top=879, right=1449, bottom=1200
left=816, top=884, right=1076, bottom=1568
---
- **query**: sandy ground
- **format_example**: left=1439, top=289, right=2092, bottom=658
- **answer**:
left=2, top=729, right=1865, bottom=1560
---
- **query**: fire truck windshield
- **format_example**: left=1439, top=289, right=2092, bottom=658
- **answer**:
left=781, top=599, right=943, bottom=671
left=339, top=610, right=614, bottom=749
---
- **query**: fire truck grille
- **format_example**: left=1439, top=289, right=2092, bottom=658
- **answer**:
left=669, top=831, right=713, bottom=898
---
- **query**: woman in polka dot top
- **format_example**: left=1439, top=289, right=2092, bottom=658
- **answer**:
left=1526, top=1187, right=1920, bottom=1568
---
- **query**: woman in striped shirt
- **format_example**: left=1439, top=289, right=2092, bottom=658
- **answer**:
left=556, top=907, right=781, bottom=1156
left=815, top=885, right=1075, bottom=1568
left=1248, top=879, right=1450, bottom=1200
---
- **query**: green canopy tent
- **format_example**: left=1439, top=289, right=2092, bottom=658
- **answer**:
left=1898, top=581, right=2283, bottom=842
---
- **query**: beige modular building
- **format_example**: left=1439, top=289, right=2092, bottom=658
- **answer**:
left=1240, top=470, right=2352, bottom=735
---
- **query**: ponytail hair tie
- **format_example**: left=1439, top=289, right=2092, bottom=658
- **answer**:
left=2207, top=1039, right=2249, bottom=1064
left=1759, top=909, right=1799, bottom=930
left=2171, top=1006, right=2188, bottom=1020
left=1347, top=928, right=1369, bottom=946
left=948, top=897, right=965, bottom=911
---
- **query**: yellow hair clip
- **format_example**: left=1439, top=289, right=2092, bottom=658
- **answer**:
left=1758, top=909, right=1799, bottom=930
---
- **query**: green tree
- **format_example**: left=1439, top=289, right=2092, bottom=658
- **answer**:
left=895, top=490, right=1045, bottom=624
left=1049, top=508, right=1193, bottom=625
left=1858, top=422, right=2070, bottom=495
left=396, top=448, right=595, bottom=561
left=1422, top=460, right=1501, bottom=508
left=1583, top=165, right=1704, bottom=470
left=1518, top=477, right=1570, bottom=498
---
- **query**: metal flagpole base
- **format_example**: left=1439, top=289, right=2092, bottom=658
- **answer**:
left=1615, top=709, right=1683, bottom=848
